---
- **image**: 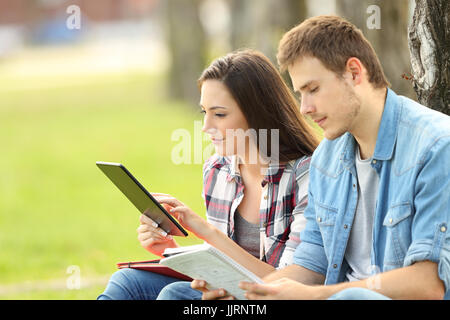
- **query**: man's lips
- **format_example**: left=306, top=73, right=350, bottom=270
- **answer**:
left=313, top=117, right=326, bottom=127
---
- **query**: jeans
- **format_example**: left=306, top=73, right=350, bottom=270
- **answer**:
left=97, top=268, right=182, bottom=300
left=157, top=281, right=203, bottom=300
left=328, top=287, right=391, bottom=300
left=156, top=281, right=391, bottom=300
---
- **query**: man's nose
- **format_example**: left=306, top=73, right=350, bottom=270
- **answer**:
left=300, top=97, right=315, bottom=115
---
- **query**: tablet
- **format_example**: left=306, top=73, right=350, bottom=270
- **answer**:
left=96, top=161, right=188, bottom=237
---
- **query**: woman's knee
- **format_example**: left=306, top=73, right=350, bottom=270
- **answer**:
left=98, top=268, right=169, bottom=300
left=157, top=281, right=201, bottom=300
left=97, top=269, right=140, bottom=300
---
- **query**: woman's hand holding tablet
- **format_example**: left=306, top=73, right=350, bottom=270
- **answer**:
left=137, top=213, right=179, bottom=257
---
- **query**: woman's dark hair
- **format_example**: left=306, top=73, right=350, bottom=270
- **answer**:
left=198, top=49, right=320, bottom=162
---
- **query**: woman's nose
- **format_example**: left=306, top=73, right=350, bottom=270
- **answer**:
left=202, top=115, right=215, bottom=134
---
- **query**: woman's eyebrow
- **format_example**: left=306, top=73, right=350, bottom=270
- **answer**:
left=199, top=105, right=227, bottom=110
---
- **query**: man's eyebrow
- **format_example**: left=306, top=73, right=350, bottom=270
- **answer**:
left=298, top=80, right=314, bottom=92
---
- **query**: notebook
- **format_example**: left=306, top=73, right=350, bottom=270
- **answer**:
left=117, top=259, right=193, bottom=281
left=160, top=244, right=264, bottom=300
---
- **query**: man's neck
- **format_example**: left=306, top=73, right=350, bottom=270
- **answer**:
left=351, top=87, right=388, bottom=160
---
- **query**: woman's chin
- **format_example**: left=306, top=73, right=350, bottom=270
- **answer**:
left=215, top=145, right=234, bottom=157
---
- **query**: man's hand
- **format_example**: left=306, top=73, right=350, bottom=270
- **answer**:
left=239, top=278, right=322, bottom=300
left=191, top=279, right=236, bottom=300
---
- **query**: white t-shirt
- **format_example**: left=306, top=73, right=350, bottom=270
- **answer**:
left=345, top=146, right=379, bottom=282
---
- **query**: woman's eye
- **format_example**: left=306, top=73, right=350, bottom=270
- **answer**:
left=215, top=114, right=226, bottom=118
left=310, top=87, right=319, bottom=93
left=200, top=110, right=206, bottom=115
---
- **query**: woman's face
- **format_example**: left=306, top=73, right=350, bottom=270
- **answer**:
left=200, top=79, right=251, bottom=157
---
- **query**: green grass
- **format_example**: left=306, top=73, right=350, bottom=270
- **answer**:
left=0, top=70, right=209, bottom=299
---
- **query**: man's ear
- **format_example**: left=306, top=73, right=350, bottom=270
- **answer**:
left=345, top=57, right=364, bottom=85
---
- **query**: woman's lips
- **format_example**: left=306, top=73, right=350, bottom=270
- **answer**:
left=211, top=138, right=224, bottom=144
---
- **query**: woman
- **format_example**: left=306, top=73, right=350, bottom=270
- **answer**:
left=98, top=49, right=320, bottom=300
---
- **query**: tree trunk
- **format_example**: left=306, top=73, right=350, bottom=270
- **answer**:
left=164, top=0, right=207, bottom=106
left=229, top=0, right=306, bottom=62
left=408, top=0, right=450, bottom=114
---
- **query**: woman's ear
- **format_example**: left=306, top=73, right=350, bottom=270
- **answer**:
left=345, top=57, right=364, bottom=85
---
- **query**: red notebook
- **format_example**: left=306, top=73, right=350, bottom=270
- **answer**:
left=116, top=259, right=193, bottom=281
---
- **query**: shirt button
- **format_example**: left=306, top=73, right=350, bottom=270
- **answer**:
left=389, top=218, right=393, bottom=224
left=317, top=217, right=322, bottom=223
left=343, top=224, right=348, bottom=229
left=372, top=160, right=377, bottom=164
left=333, top=264, right=338, bottom=269
left=263, top=222, right=268, bottom=227
left=353, top=184, right=356, bottom=188
left=441, top=225, right=447, bottom=233
left=264, top=194, right=268, bottom=200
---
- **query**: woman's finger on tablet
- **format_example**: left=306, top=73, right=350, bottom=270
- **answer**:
left=136, top=224, right=148, bottom=233
left=157, top=197, right=184, bottom=208
left=151, top=192, right=171, bottom=199
left=138, top=229, right=164, bottom=243
left=138, top=220, right=172, bottom=240
left=139, top=214, right=158, bottom=227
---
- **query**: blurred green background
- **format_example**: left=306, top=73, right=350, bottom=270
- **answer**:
left=0, top=61, right=206, bottom=299
left=0, top=0, right=416, bottom=299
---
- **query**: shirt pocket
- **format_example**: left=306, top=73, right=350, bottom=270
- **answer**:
left=315, top=203, right=338, bottom=251
left=382, top=202, right=413, bottom=269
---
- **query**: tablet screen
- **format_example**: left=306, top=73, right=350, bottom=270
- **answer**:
left=96, top=161, right=188, bottom=237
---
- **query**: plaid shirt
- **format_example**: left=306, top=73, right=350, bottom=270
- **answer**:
left=202, top=154, right=310, bottom=269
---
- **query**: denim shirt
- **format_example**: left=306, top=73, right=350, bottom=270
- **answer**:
left=293, top=88, right=450, bottom=294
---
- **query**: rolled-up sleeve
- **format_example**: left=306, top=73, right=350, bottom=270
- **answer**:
left=293, top=190, right=328, bottom=276
left=403, top=137, right=450, bottom=293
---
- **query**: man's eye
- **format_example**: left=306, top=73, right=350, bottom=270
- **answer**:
left=200, top=110, right=206, bottom=115
left=310, top=87, right=319, bottom=93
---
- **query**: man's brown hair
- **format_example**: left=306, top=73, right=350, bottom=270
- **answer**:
left=277, top=15, right=390, bottom=88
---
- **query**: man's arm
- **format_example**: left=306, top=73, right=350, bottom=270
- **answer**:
left=241, top=260, right=445, bottom=300
left=262, top=264, right=325, bottom=285
left=321, top=260, right=445, bottom=300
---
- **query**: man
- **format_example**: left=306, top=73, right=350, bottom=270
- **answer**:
left=240, top=15, right=450, bottom=300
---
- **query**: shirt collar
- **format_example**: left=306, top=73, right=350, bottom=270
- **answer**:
left=341, top=88, right=400, bottom=166
left=227, top=155, right=240, bottom=182
left=226, top=155, right=288, bottom=186
left=372, top=88, right=400, bottom=160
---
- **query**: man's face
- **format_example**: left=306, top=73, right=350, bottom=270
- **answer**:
left=288, top=56, right=361, bottom=140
